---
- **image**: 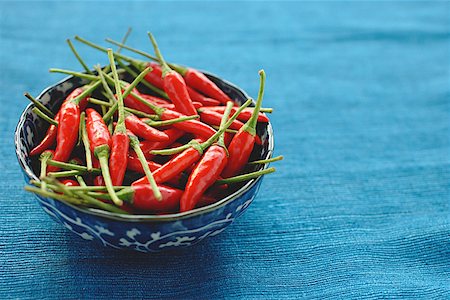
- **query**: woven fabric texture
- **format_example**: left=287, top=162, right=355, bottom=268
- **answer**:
left=1, top=1, right=449, bottom=299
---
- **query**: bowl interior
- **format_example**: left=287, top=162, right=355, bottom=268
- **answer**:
left=15, top=69, right=274, bottom=222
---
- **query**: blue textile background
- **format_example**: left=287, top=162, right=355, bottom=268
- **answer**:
left=1, top=1, right=449, bottom=299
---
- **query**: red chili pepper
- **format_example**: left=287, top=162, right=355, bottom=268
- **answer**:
left=143, top=62, right=165, bottom=90
left=128, top=184, right=182, bottom=212
left=29, top=87, right=89, bottom=156
left=183, top=68, right=233, bottom=104
left=186, top=86, right=221, bottom=106
left=60, top=179, right=79, bottom=187
left=127, top=152, right=161, bottom=173
left=199, top=109, right=244, bottom=130
left=85, top=108, right=122, bottom=206
left=222, top=70, right=265, bottom=178
left=29, top=114, right=59, bottom=156
left=201, top=106, right=269, bottom=123
left=45, top=83, right=100, bottom=172
left=91, top=156, right=104, bottom=186
left=132, top=146, right=201, bottom=186
left=149, top=33, right=197, bottom=116
left=109, top=131, right=129, bottom=186
left=134, top=101, right=245, bottom=187
left=125, top=113, right=169, bottom=141
left=180, top=144, right=228, bottom=212
left=139, top=128, right=184, bottom=159
left=139, top=93, right=170, bottom=105
left=160, top=109, right=215, bottom=139
left=46, top=101, right=80, bottom=172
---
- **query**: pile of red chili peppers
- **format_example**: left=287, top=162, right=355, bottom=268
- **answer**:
left=24, top=32, right=283, bottom=215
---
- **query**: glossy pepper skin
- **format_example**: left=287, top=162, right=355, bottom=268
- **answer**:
left=161, top=109, right=215, bottom=139
left=143, top=62, right=165, bottom=90
left=86, top=108, right=111, bottom=151
left=131, top=184, right=182, bottom=212
left=127, top=152, right=161, bottom=173
left=184, top=68, right=233, bottom=105
left=139, top=128, right=184, bottom=159
left=109, top=132, right=129, bottom=186
left=221, top=129, right=255, bottom=178
left=125, top=114, right=169, bottom=141
left=46, top=101, right=80, bottom=172
left=201, top=106, right=269, bottom=123
left=163, top=71, right=198, bottom=116
left=29, top=114, right=59, bottom=156
left=133, top=147, right=202, bottom=185
left=199, top=110, right=244, bottom=130
left=29, top=88, right=88, bottom=156
left=186, top=86, right=221, bottom=106
left=180, top=145, right=228, bottom=212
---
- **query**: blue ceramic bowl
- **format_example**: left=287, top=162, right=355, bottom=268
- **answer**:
left=15, top=71, right=274, bottom=252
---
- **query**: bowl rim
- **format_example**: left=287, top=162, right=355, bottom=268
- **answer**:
left=15, top=71, right=274, bottom=222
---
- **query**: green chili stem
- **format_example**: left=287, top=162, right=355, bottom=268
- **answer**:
left=150, top=143, right=193, bottom=156
left=218, top=102, right=234, bottom=147
left=101, top=27, right=133, bottom=75
left=129, top=134, right=162, bottom=201
left=49, top=68, right=98, bottom=81
left=41, top=176, right=74, bottom=197
left=200, top=99, right=252, bottom=151
left=24, top=93, right=55, bottom=118
left=211, top=126, right=238, bottom=133
left=145, top=115, right=198, bottom=127
left=25, top=185, right=84, bottom=206
left=39, top=151, right=53, bottom=190
left=107, top=37, right=186, bottom=75
left=101, top=67, right=153, bottom=121
left=96, top=148, right=123, bottom=206
left=47, top=170, right=84, bottom=178
left=31, top=180, right=128, bottom=192
left=32, top=108, right=58, bottom=126
left=80, top=112, right=93, bottom=171
left=216, top=167, right=275, bottom=184
left=151, top=99, right=252, bottom=156
left=76, top=190, right=130, bottom=214
left=116, top=59, right=169, bottom=99
left=72, top=81, right=101, bottom=105
left=147, top=32, right=172, bottom=77
left=248, top=156, right=283, bottom=165
left=40, top=177, right=129, bottom=214
left=47, top=159, right=99, bottom=173
left=89, top=98, right=158, bottom=119
left=246, top=70, right=266, bottom=132
left=107, top=49, right=127, bottom=132
left=76, top=175, right=87, bottom=187
left=260, top=108, right=273, bottom=113
left=74, top=35, right=147, bottom=69
left=95, top=65, right=116, bottom=102
left=87, top=188, right=134, bottom=203
left=66, top=39, right=92, bottom=74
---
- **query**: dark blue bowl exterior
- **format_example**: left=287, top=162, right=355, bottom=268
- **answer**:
left=15, top=72, right=273, bottom=252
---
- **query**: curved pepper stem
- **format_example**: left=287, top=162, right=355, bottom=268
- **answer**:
left=66, top=39, right=92, bottom=74
left=106, top=37, right=187, bottom=75
left=216, top=167, right=275, bottom=184
left=107, top=49, right=127, bottom=133
left=244, top=70, right=266, bottom=135
left=217, top=102, right=234, bottom=148
left=39, top=151, right=53, bottom=190
left=24, top=92, right=55, bottom=118
left=200, top=99, right=253, bottom=151
left=95, top=145, right=123, bottom=206
left=248, top=155, right=283, bottom=165
left=147, top=32, right=172, bottom=77
left=129, top=134, right=162, bottom=201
